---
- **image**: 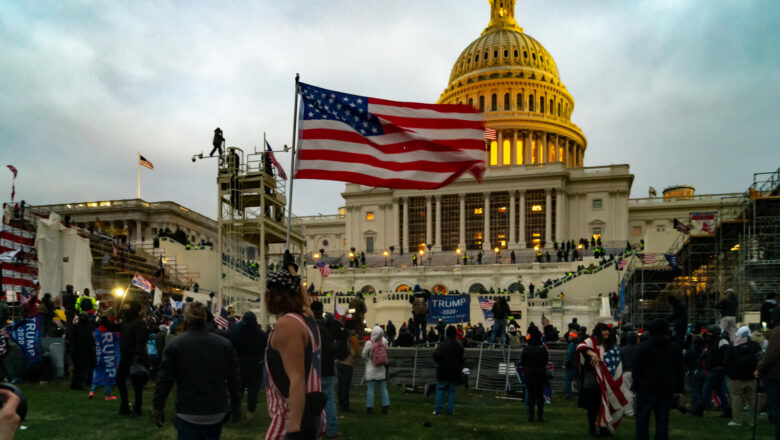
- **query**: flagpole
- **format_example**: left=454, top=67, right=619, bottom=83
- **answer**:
left=137, top=152, right=141, bottom=199
left=285, top=73, right=300, bottom=251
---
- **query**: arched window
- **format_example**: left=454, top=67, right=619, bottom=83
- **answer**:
left=528, top=94, right=534, bottom=112
left=432, top=284, right=448, bottom=294
left=395, top=285, right=410, bottom=292
left=484, top=52, right=488, bottom=61
left=514, top=49, right=518, bottom=58
left=494, top=50, right=498, bottom=59
left=532, top=53, right=537, bottom=60
left=508, top=282, right=523, bottom=293
left=360, top=285, right=375, bottom=294
left=540, top=97, right=545, bottom=114
left=475, top=54, right=479, bottom=62
left=468, top=283, right=487, bottom=294
left=523, top=51, right=528, bottom=59
left=503, top=49, right=508, bottom=58
left=468, top=97, right=474, bottom=108
left=490, top=140, right=498, bottom=165
left=517, top=93, right=524, bottom=110
left=549, top=98, right=554, bottom=114
left=558, top=103, right=561, bottom=117
left=504, top=93, right=510, bottom=110
left=491, top=94, right=497, bottom=111
left=479, top=96, right=485, bottom=112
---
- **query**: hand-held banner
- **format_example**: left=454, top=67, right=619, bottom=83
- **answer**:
left=426, top=294, right=470, bottom=324
left=93, top=329, right=120, bottom=385
left=8, top=315, right=42, bottom=362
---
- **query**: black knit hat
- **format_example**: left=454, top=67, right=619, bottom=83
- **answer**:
left=266, top=268, right=301, bottom=297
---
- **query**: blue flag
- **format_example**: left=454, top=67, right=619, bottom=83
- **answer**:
left=665, top=254, right=679, bottom=271
left=427, top=294, right=470, bottom=324
left=619, top=276, right=626, bottom=312
left=8, top=315, right=42, bottom=362
left=93, top=329, right=120, bottom=386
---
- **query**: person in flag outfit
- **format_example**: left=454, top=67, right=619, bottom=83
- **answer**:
left=264, top=264, right=324, bottom=440
left=576, top=323, right=630, bottom=437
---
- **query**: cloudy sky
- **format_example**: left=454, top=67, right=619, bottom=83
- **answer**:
left=2, top=0, right=778, bottom=218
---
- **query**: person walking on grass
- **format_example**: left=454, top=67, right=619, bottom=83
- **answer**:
left=362, top=325, right=390, bottom=415
left=311, top=301, right=342, bottom=439
left=152, top=302, right=242, bottom=439
left=522, top=327, right=549, bottom=422
left=759, top=308, right=780, bottom=440
left=231, top=311, right=267, bottom=422
left=433, top=325, right=464, bottom=416
left=632, top=319, right=684, bottom=440
left=725, top=326, right=761, bottom=427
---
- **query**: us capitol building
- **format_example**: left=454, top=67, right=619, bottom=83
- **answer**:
left=290, top=0, right=742, bottom=329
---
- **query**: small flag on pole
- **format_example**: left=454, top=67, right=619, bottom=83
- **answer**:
left=484, top=128, right=497, bottom=140
left=673, top=218, right=688, bottom=234
left=130, top=273, right=153, bottom=293
left=701, top=221, right=712, bottom=234
left=265, top=140, right=287, bottom=180
left=640, top=253, right=657, bottom=265
left=139, top=155, right=154, bottom=170
left=215, top=307, right=229, bottom=328
left=665, top=254, right=679, bottom=270
left=7, top=165, right=17, bottom=201
left=315, top=261, right=331, bottom=278
left=19, top=289, right=30, bottom=305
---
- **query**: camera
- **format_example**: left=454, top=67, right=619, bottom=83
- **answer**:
left=0, top=383, right=27, bottom=422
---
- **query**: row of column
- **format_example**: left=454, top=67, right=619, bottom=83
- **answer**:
left=397, top=189, right=566, bottom=251
left=492, top=130, right=584, bottom=167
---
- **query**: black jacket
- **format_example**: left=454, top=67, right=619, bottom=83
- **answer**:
left=154, top=325, right=242, bottom=415
left=433, top=337, right=464, bottom=382
left=316, top=316, right=339, bottom=377
left=631, top=335, right=684, bottom=395
left=725, top=341, right=762, bottom=380
left=386, top=323, right=396, bottom=339
left=761, top=300, right=777, bottom=326
left=521, top=343, right=549, bottom=383
left=120, top=317, right=148, bottom=365
left=231, top=323, right=268, bottom=373
left=491, top=300, right=509, bottom=320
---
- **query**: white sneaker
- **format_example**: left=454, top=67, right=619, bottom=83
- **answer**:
left=727, top=421, right=742, bottom=427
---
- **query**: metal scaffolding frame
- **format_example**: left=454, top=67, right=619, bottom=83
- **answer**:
left=626, top=168, right=780, bottom=327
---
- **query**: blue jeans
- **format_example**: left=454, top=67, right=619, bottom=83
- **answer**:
left=366, top=380, right=390, bottom=408
left=322, top=375, right=339, bottom=435
left=174, top=416, right=222, bottom=440
left=489, top=319, right=507, bottom=344
left=699, top=369, right=730, bottom=412
left=689, top=370, right=704, bottom=410
left=564, top=368, right=580, bottom=399
left=765, top=378, right=780, bottom=440
left=90, top=383, right=113, bottom=396
left=435, top=381, right=457, bottom=415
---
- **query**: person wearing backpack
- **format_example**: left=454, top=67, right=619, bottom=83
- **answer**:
left=362, top=325, right=390, bottom=414
left=75, top=289, right=97, bottom=318
left=725, top=326, right=761, bottom=427
left=409, top=286, right=431, bottom=345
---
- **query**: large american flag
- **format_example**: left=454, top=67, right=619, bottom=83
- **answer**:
left=641, top=253, right=657, bottom=265
left=576, top=337, right=629, bottom=431
left=215, top=306, right=229, bottom=329
left=1, top=209, right=38, bottom=295
left=294, top=83, right=485, bottom=189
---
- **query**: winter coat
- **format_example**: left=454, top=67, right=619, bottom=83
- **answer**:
left=716, top=294, right=738, bottom=317
left=433, top=337, right=464, bottom=382
left=491, top=300, right=509, bottom=320
left=521, top=343, right=549, bottom=384
left=231, top=317, right=268, bottom=374
left=761, top=300, right=777, bottom=326
left=725, top=340, right=761, bottom=380
left=759, top=328, right=780, bottom=380
left=631, top=334, right=684, bottom=395
left=619, top=332, right=641, bottom=372
left=120, top=317, right=148, bottom=366
left=362, top=326, right=388, bottom=381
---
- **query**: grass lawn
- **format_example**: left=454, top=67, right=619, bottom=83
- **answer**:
left=12, top=381, right=774, bottom=439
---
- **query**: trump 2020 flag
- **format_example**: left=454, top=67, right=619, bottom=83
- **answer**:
left=131, top=273, right=152, bottom=293
left=295, top=83, right=485, bottom=189
left=8, top=315, right=42, bottom=362
left=93, top=329, right=120, bottom=386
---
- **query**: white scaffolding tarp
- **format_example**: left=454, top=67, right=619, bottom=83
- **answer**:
left=60, top=228, right=93, bottom=295
left=34, top=212, right=64, bottom=298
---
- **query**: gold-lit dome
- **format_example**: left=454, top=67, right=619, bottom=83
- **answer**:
left=439, top=0, right=587, bottom=170
left=448, top=28, right=560, bottom=87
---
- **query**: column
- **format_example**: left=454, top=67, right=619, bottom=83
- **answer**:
left=425, top=196, right=432, bottom=246
left=392, top=198, right=400, bottom=249
left=549, top=134, right=557, bottom=163
left=512, top=131, right=519, bottom=165
left=508, top=191, right=516, bottom=247
left=482, top=192, right=491, bottom=251
left=541, top=133, right=548, bottom=164
left=135, top=221, right=142, bottom=245
left=497, top=131, right=504, bottom=165
left=518, top=191, right=526, bottom=248
left=544, top=189, right=552, bottom=248
left=555, top=191, right=566, bottom=243
left=458, top=194, right=466, bottom=250
left=402, top=197, right=409, bottom=253
left=525, top=131, right=533, bottom=165
left=433, top=195, right=442, bottom=251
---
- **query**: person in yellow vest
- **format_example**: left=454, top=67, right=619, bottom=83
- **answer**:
left=75, top=289, right=98, bottom=319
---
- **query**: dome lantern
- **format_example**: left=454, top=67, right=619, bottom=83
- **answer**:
left=484, top=0, right=523, bottom=35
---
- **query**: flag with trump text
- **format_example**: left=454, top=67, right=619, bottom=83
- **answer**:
left=131, top=273, right=152, bottom=293
left=295, top=83, right=485, bottom=189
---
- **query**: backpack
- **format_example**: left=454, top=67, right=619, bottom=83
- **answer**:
left=413, top=297, right=427, bottom=316
left=80, top=296, right=93, bottom=312
left=371, top=339, right=388, bottom=366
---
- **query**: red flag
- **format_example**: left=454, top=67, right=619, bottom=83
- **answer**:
left=6, top=165, right=17, bottom=179
left=265, top=141, right=287, bottom=180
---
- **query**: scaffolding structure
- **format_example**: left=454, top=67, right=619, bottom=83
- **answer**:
left=215, top=145, right=304, bottom=326
left=626, top=167, right=780, bottom=327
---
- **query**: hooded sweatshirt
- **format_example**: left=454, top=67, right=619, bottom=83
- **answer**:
left=362, top=325, right=388, bottom=381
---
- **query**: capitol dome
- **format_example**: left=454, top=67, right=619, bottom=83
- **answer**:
left=439, top=0, right=587, bottom=169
